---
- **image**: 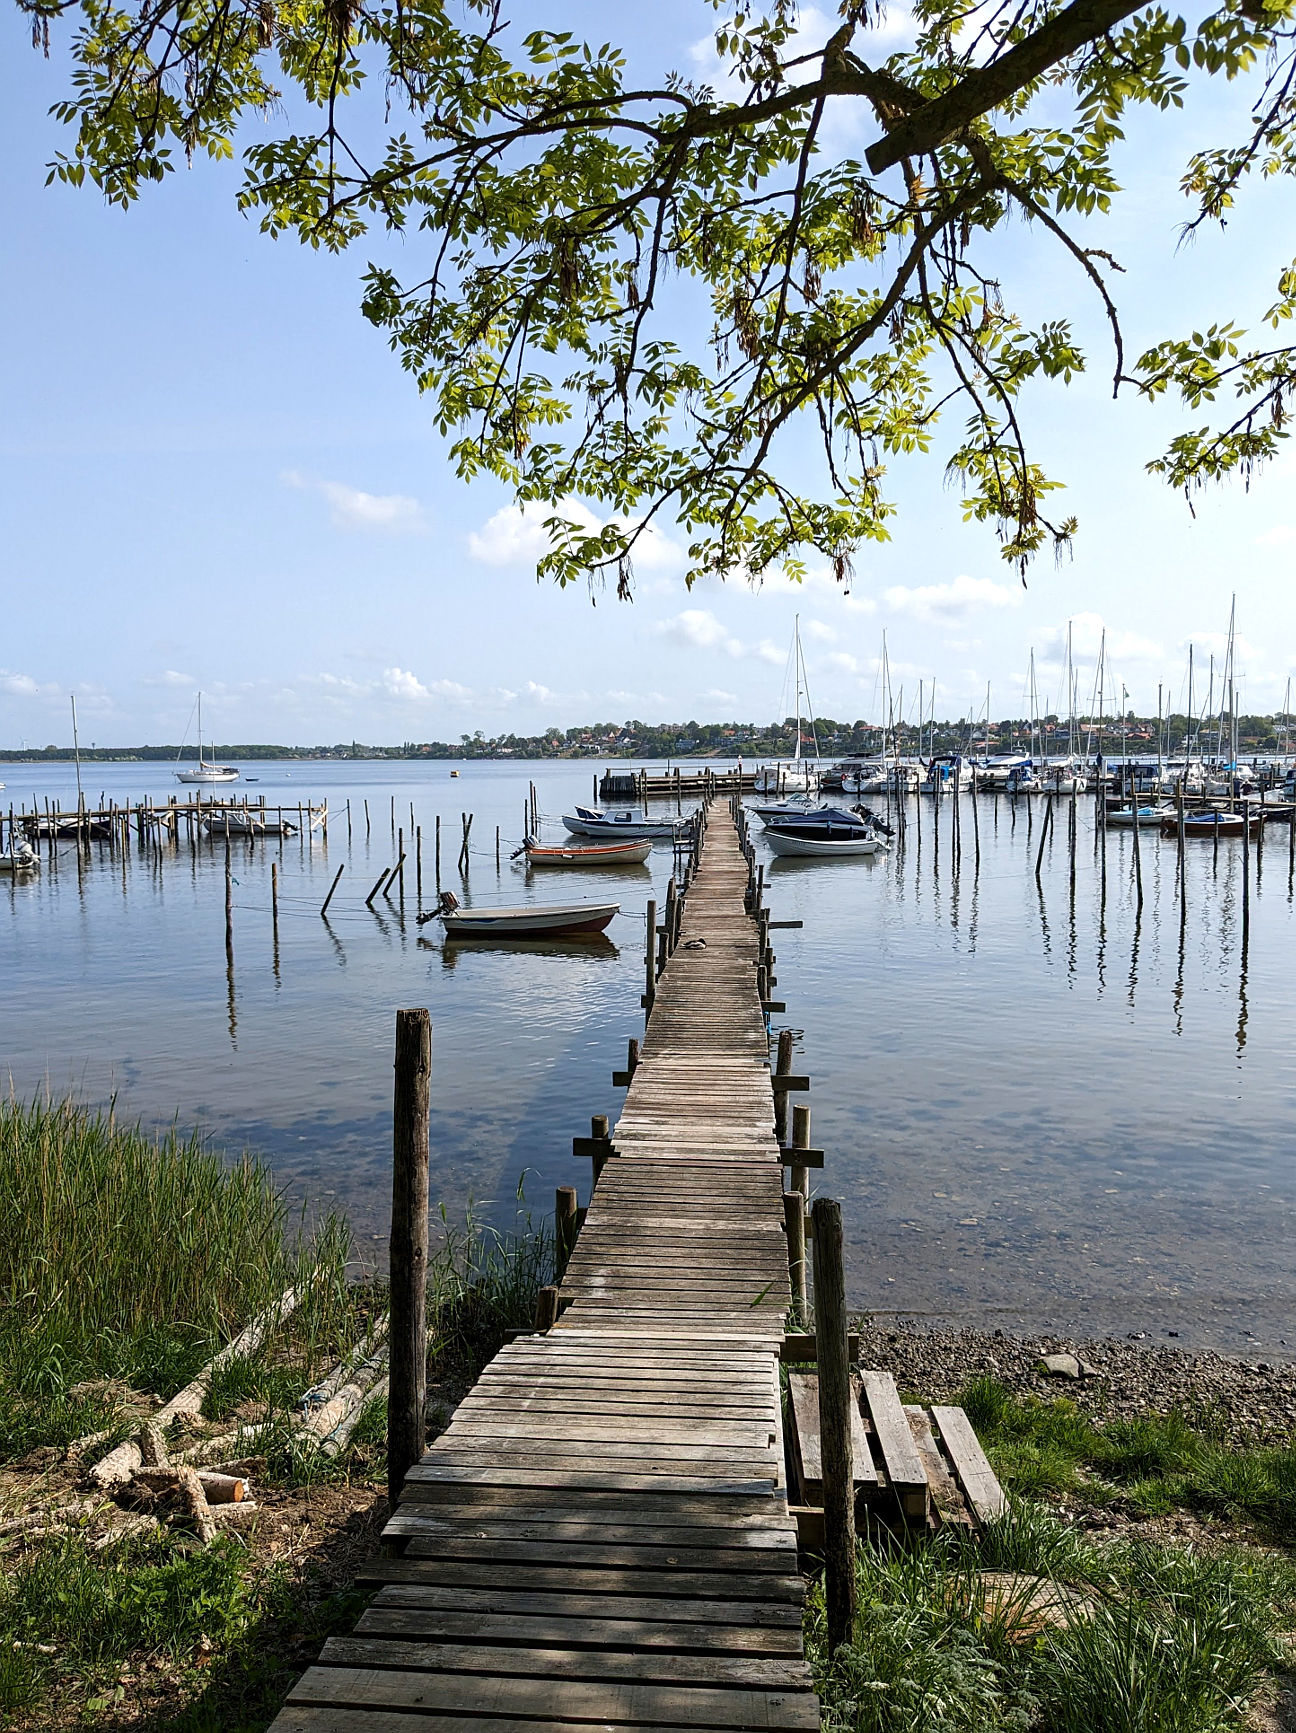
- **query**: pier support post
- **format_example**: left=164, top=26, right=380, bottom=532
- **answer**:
left=783, top=1192, right=807, bottom=1324
left=224, top=841, right=234, bottom=965
left=388, top=1008, right=431, bottom=1513
left=812, top=1196, right=856, bottom=1654
left=773, top=1029, right=794, bottom=1147
left=791, top=1102, right=812, bottom=1204
left=555, top=1186, right=579, bottom=1277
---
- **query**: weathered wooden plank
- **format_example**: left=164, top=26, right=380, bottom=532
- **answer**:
left=355, top=1605, right=804, bottom=1654
left=286, top=1664, right=821, bottom=1728
left=319, top=1639, right=814, bottom=1691
left=785, top=1372, right=876, bottom=1504
left=370, top=1583, right=803, bottom=1629
left=380, top=1513, right=796, bottom=1551
left=903, top=1405, right=971, bottom=1530
left=371, top=1560, right=805, bottom=1604
left=860, top=1370, right=929, bottom=1518
left=930, top=1405, right=1007, bottom=1525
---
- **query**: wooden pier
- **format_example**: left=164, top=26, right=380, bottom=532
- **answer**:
left=599, top=768, right=757, bottom=801
left=271, top=804, right=818, bottom=1733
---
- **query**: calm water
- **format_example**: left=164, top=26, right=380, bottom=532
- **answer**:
left=2, top=760, right=1292, bottom=1356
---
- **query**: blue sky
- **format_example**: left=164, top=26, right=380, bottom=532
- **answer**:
left=3, top=2, right=1295, bottom=745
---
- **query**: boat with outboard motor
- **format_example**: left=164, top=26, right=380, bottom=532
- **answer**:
left=562, top=805, right=684, bottom=840
left=418, top=888, right=620, bottom=937
left=761, top=803, right=891, bottom=857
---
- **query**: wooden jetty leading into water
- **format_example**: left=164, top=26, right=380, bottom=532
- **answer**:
left=269, top=798, right=1005, bottom=1730
left=271, top=802, right=818, bottom=1733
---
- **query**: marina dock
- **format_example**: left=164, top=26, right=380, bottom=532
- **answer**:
left=270, top=803, right=819, bottom=1733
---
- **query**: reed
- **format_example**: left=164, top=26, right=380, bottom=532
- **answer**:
left=0, top=1096, right=354, bottom=1449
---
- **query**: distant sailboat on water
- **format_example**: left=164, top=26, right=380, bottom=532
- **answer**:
left=175, top=693, right=239, bottom=784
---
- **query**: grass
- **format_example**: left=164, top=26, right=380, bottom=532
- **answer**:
left=960, top=1376, right=1296, bottom=1540
left=810, top=1505, right=1295, bottom=1733
left=0, top=1096, right=358, bottom=1457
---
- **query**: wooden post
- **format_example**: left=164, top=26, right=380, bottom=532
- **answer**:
left=774, top=1028, right=794, bottom=1147
left=590, top=1112, right=610, bottom=1185
left=1242, top=801, right=1251, bottom=943
left=555, top=1185, right=579, bottom=1277
left=784, top=1191, right=807, bottom=1325
left=534, top=1286, right=560, bottom=1330
left=321, top=862, right=345, bottom=917
left=495, top=825, right=501, bottom=869
left=791, top=1101, right=812, bottom=1201
left=812, top=1196, right=856, bottom=1654
left=224, top=840, right=234, bottom=966
left=416, top=826, right=423, bottom=910
left=435, top=815, right=442, bottom=885
left=644, top=898, right=657, bottom=1017
left=346, top=799, right=352, bottom=845
left=388, top=1007, right=431, bottom=1513
left=364, top=798, right=370, bottom=840
left=1131, top=793, right=1143, bottom=907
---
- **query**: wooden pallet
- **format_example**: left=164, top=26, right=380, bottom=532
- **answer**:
left=269, top=812, right=819, bottom=1733
left=786, top=1367, right=1006, bottom=1540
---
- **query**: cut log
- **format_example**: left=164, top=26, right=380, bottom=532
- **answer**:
left=89, top=1282, right=305, bottom=1489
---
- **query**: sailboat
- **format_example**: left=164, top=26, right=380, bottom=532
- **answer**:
left=175, top=693, right=239, bottom=784
left=754, top=618, right=820, bottom=795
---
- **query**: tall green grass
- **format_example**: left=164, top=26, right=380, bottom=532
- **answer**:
left=0, top=1096, right=354, bottom=1453
left=811, top=1507, right=1294, bottom=1733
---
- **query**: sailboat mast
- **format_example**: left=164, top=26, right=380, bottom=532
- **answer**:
left=70, top=695, right=83, bottom=810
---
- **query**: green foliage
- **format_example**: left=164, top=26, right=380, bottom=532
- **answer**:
left=811, top=1509, right=1293, bottom=1733
left=961, top=1376, right=1296, bottom=1542
left=18, top=0, right=1296, bottom=582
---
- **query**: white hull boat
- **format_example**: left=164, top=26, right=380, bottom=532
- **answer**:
left=203, top=811, right=298, bottom=837
left=0, top=842, right=40, bottom=873
left=766, top=831, right=884, bottom=857
left=420, top=889, right=619, bottom=937
left=562, top=806, right=682, bottom=840
left=175, top=693, right=239, bottom=784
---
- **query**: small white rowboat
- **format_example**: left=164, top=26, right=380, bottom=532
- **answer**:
left=420, top=889, right=619, bottom=938
left=562, top=806, right=683, bottom=840
left=0, top=842, right=41, bottom=873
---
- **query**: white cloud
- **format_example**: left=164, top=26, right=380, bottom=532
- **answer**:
left=1179, top=629, right=1258, bottom=662
left=704, top=688, right=738, bottom=705
left=884, top=574, right=1022, bottom=621
left=1254, top=525, right=1296, bottom=547
left=824, top=652, right=862, bottom=676
left=803, top=619, right=837, bottom=643
left=283, top=470, right=425, bottom=533
left=658, top=609, right=741, bottom=655
left=842, top=595, right=879, bottom=616
left=0, top=671, right=42, bottom=697
left=468, top=499, right=684, bottom=575
left=1040, top=613, right=1164, bottom=665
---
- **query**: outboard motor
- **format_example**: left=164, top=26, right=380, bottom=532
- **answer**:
left=416, top=888, right=460, bottom=926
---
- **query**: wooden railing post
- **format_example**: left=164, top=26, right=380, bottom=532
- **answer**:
left=812, top=1196, right=856, bottom=1653
left=791, top=1102, right=811, bottom=1204
left=644, top=899, right=657, bottom=1017
left=388, top=1007, right=431, bottom=1513
left=555, top=1185, right=579, bottom=1276
left=773, top=1028, right=794, bottom=1147
left=783, top=1191, right=806, bottom=1325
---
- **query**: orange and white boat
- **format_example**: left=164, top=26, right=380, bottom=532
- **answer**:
left=519, top=836, right=651, bottom=867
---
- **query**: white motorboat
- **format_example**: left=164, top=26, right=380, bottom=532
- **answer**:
left=562, top=805, right=683, bottom=840
left=0, top=840, right=40, bottom=873
left=750, top=795, right=830, bottom=822
left=203, top=810, right=298, bottom=837
left=176, top=693, right=239, bottom=784
left=419, top=889, right=619, bottom=937
left=766, top=830, right=884, bottom=857
left=1106, top=803, right=1173, bottom=828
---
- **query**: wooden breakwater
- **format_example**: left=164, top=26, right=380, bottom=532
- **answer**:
left=270, top=800, right=821, bottom=1733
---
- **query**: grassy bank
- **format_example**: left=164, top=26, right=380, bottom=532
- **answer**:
left=0, top=1098, right=554, bottom=1729
left=810, top=1505, right=1295, bottom=1733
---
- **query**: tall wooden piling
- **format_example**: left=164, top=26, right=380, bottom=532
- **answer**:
left=321, top=862, right=345, bottom=917
left=783, top=1191, right=806, bottom=1324
left=812, top=1196, right=856, bottom=1654
left=388, top=1007, right=431, bottom=1512
left=791, top=1102, right=811, bottom=1204
left=644, top=899, right=657, bottom=1018
left=224, top=841, right=234, bottom=965
left=773, top=1028, right=794, bottom=1148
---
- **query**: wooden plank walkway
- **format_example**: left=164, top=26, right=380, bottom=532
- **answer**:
left=271, top=807, right=817, bottom=1733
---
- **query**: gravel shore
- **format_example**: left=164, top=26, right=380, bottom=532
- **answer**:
left=855, top=1319, right=1296, bottom=1448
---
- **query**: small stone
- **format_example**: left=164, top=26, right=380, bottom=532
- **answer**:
left=1038, top=1352, right=1083, bottom=1379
